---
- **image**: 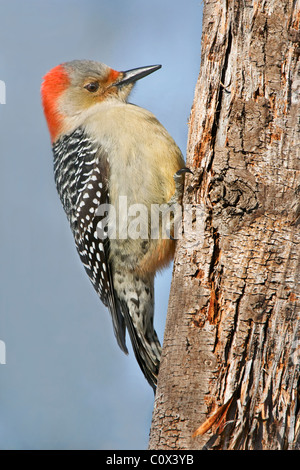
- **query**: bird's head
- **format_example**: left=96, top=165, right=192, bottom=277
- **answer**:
left=41, top=60, right=161, bottom=142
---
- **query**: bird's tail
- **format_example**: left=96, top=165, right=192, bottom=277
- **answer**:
left=115, top=276, right=161, bottom=391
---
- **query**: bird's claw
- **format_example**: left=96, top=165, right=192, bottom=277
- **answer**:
left=170, top=167, right=193, bottom=205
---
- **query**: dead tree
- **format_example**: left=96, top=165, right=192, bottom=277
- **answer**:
left=149, top=0, right=300, bottom=450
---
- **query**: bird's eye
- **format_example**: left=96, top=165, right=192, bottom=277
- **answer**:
left=84, top=82, right=99, bottom=93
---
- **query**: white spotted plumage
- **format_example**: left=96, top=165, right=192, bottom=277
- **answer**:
left=42, top=60, right=185, bottom=390
left=52, top=125, right=165, bottom=389
left=53, top=127, right=127, bottom=353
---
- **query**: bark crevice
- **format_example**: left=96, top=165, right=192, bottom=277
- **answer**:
left=149, top=0, right=300, bottom=450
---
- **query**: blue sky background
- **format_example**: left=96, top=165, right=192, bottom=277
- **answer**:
left=0, top=0, right=202, bottom=449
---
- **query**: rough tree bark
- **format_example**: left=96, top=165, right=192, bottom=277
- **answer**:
left=149, top=0, right=300, bottom=450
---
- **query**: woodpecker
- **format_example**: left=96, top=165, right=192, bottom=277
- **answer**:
left=41, top=60, right=185, bottom=390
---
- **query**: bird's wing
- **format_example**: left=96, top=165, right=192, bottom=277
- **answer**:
left=53, top=128, right=127, bottom=353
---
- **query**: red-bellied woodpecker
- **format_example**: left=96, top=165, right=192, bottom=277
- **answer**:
left=41, top=60, right=186, bottom=390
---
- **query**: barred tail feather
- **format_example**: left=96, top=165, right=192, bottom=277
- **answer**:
left=119, top=299, right=161, bottom=391
left=112, top=273, right=161, bottom=391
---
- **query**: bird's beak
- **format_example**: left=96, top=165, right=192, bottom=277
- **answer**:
left=116, top=64, right=161, bottom=87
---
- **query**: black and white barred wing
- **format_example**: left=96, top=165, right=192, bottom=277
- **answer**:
left=53, top=129, right=127, bottom=353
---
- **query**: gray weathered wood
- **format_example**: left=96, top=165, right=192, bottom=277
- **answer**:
left=149, top=0, right=300, bottom=450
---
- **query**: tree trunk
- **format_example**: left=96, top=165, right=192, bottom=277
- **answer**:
left=149, top=0, right=300, bottom=450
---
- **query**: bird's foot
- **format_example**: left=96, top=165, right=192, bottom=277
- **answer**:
left=165, top=167, right=193, bottom=240
left=169, top=167, right=193, bottom=206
